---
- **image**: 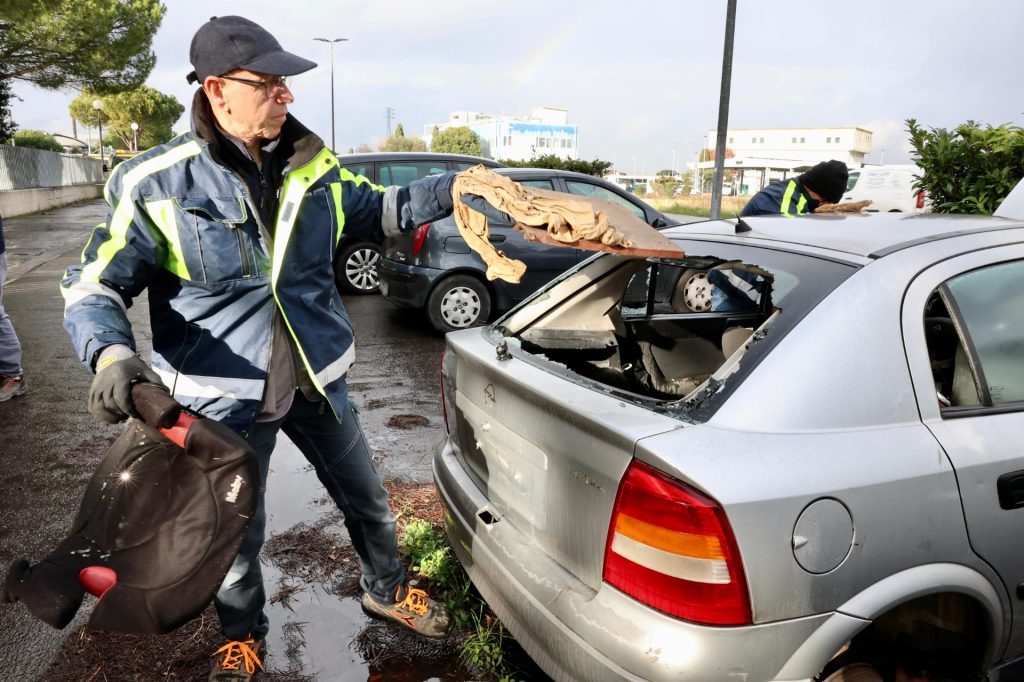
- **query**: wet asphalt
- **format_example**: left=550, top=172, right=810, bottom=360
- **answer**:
left=0, top=199, right=450, bottom=680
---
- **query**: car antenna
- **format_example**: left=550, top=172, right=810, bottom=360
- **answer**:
left=736, top=218, right=752, bottom=233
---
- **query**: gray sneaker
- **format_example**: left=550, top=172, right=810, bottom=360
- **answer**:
left=209, top=637, right=265, bottom=681
left=361, top=584, right=451, bottom=639
left=0, top=374, right=26, bottom=402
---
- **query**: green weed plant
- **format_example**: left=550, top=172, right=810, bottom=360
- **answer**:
left=399, top=519, right=523, bottom=681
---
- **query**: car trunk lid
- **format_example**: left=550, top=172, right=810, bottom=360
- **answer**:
left=442, top=328, right=683, bottom=589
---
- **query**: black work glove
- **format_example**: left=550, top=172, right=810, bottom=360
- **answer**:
left=89, top=354, right=166, bottom=424
left=459, top=194, right=515, bottom=227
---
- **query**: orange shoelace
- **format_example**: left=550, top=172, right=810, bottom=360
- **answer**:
left=397, top=587, right=430, bottom=615
left=213, top=638, right=264, bottom=674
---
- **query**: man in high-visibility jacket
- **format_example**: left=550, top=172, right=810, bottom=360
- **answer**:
left=62, top=15, right=453, bottom=681
left=739, top=159, right=849, bottom=217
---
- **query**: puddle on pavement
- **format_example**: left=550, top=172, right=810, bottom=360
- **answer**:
left=258, top=436, right=552, bottom=681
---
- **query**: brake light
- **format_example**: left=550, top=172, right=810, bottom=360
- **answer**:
left=412, top=222, right=431, bottom=255
left=916, top=190, right=926, bottom=210
left=603, top=460, right=751, bottom=625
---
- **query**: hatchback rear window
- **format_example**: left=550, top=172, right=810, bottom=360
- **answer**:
left=500, top=239, right=856, bottom=421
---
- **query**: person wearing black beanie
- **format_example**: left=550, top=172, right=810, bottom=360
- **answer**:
left=739, top=159, right=849, bottom=217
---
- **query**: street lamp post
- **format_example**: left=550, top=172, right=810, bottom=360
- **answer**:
left=92, top=99, right=105, bottom=169
left=130, top=122, right=138, bottom=153
left=313, top=37, right=348, bottom=151
left=709, top=0, right=738, bottom=220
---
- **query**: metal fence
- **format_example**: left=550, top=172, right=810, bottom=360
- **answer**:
left=0, top=144, right=103, bottom=191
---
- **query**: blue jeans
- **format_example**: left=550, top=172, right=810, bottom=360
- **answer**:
left=0, top=252, right=24, bottom=378
left=214, top=390, right=405, bottom=640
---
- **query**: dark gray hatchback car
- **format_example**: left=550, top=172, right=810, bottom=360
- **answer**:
left=378, top=167, right=674, bottom=333
left=332, top=152, right=503, bottom=294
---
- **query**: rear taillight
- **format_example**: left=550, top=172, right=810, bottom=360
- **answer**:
left=412, top=222, right=431, bottom=255
left=440, top=348, right=457, bottom=435
left=603, top=460, right=751, bottom=625
left=916, top=190, right=926, bottom=210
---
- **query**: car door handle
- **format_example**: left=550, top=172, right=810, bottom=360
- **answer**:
left=997, top=470, right=1024, bottom=510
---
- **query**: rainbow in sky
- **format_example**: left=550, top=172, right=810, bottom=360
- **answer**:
left=511, top=18, right=584, bottom=87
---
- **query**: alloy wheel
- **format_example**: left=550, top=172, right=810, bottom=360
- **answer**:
left=345, top=247, right=380, bottom=292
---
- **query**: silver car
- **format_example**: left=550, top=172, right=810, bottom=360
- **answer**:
left=433, top=191, right=1024, bottom=681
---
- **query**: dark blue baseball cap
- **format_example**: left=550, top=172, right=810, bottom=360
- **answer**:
left=187, top=16, right=317, bottom=84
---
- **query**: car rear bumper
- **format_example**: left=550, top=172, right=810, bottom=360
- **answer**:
left=433, top=437, right=834, bottom=682
left=377, top=258, right=441, bottom=308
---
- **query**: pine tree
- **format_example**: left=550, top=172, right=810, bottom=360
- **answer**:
left=0, top=75, right=17, bottom=143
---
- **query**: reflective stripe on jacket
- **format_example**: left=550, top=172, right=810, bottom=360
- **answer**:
left=61, top=105, right=393, bottom=435
left=739, top=178, right=819, bottom=218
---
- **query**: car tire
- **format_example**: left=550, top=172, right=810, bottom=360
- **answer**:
left=426, top=274, right=491, bottom=334
left=335, top=240, right=381, bottom=294
left=670, top=268, right=715, bottom=312
left=819, top=663, right=883, bottom=682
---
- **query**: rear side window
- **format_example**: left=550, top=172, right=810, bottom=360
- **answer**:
left=931, top=260, right=1024, bottom=410
left=381, top=161, right=449, bottom=187
left=565, top=180, right=645, bottom=219
left=341, top=163, right=372, bottom=181
left=519, top=179, right=554, bottom=190
left=846, top=171, right=860, bottom=191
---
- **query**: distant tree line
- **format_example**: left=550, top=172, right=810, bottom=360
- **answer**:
left=367, top=124, right=612, bottom=178
left=498, top=155, right=612, bottom=178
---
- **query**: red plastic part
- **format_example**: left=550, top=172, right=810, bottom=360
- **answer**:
left=79, top=566, right=118, bottom=598
left=412, top=223, right=431, bottom=255
left=159, top=412, right=199, bottom=448
left=603, top=460, right=752, bottom=625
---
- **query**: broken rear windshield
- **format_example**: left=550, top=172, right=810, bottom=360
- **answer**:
left=507, top=239, right=857, bottom=422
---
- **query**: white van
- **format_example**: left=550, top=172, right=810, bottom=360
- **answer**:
left=841, top=164, right=930, bottom=213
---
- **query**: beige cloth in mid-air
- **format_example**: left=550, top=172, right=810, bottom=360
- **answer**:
left=814, top=199, right=873, bottom=213
left=451, top=165, right=633, bottom=283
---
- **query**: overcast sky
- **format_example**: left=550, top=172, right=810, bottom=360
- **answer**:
left=10, top=0, right=1022, bottom=172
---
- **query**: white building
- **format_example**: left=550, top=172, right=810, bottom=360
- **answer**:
left=423, top=107, right=579, bottom=162
left=696, top=126, right=874, bottom=195
left=707, top=126, right=873, bottom=166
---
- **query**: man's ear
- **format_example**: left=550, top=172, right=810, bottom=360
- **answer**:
left=203, top=76, right=229, bottom=113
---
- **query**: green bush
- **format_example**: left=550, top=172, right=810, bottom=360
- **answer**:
left=430, top=126, right=484, bottom=156
left=12, top=129, right=63, bottom=152
left=906, top=118, right=1024, bottom=214
left=499, top=153, right=612, bottom=178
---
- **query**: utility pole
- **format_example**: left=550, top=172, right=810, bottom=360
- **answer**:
left=710, top=0, right=737, bottom=220
left=314, top=37, right=347, bottom=151
left=384, top=106, right=396, bottom=137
